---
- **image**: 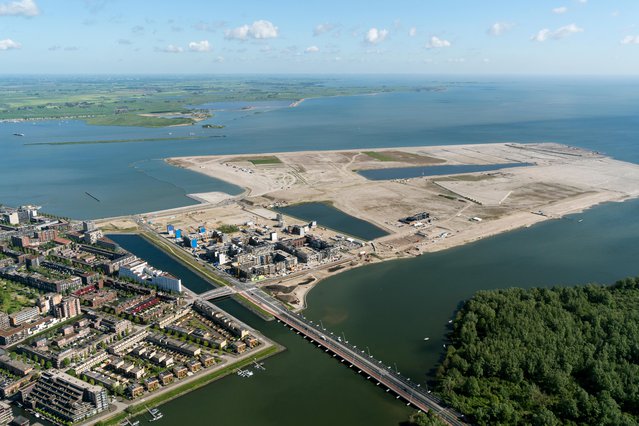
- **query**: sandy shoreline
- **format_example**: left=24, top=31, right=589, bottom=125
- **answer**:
left=102, top=143, right=639, bottom=311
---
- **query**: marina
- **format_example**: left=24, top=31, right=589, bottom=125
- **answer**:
left=147, top=407, right=164, bottom=422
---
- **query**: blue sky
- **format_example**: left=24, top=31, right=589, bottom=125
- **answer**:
left=1, top=0, right=638, bottom=74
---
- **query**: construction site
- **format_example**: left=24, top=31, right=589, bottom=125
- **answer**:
left=97, top=142, right=639, bottom=306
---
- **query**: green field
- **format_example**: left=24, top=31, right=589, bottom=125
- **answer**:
left=0, top=76, right=445, bottom=128
left=85, top=114, right=195, bottom=127
left=363, top=151, right=396, bottom=161
left=247, top=156, right=282, bottom=165
left=0, top=279, right=40, bottom=314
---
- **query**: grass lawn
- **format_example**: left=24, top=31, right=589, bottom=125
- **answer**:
left=0, top=279, right=39, bottom=314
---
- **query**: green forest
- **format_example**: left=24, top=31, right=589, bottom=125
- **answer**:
left=436, top=277, right=639, bottom=425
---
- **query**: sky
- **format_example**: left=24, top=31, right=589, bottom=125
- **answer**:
left=1, top=0, right=639, bottom=75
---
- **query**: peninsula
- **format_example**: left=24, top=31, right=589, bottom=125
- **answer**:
left=98, top=142, right=639, bottom=309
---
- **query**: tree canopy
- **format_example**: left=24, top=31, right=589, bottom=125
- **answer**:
left=436, top=277, right=639, bottom=425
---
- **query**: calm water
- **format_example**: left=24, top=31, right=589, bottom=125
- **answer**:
left=115, top=233, right=412, bottom=426
left=108, top=234, right=214, bottom=294
left=3, top=77, right=639, bottom=424
left=304, top=198, right=639, bottom=383
left=116, top=198, right=639, bottom=426
left=2, top=77, right=639, bottom=219
left=359, top=162, right=533, bottom=180
left=276, top=202, right=388, bottom=241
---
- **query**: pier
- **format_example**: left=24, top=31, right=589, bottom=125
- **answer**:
left=85, top=191, right=101, bottom=202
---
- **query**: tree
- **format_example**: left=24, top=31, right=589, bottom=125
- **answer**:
left=434, top=277, right=639, bottom=425
left=408, top=411, right=447, bottom=426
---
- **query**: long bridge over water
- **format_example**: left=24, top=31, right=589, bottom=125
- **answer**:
left=140, top=221, right=467, bottom=425
left=195, top=284, right=467, bottom=426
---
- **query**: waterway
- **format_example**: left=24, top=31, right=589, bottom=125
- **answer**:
left=2, top=77, right=639, bottom=219
left=110, top=233, right=413, bottom=426
left=108, top=234, right=215, bottom=294
left=4, top=77, right=639, bottom=424
left=358, top=162, right=533, bottom=180
left=114, top=196, right=639, bottom=425
left=275, top=202, right=388, bottom=241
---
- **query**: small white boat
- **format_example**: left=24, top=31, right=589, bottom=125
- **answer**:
left=424, top=337, right=430, bottom=341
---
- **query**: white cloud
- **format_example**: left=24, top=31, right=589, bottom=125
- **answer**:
left=531, top=23, right=583, bottom=41
left=554, top=23, right=583, bottom=38
left=188, top=40, right=211, bottom=52
left=408, top=27, right=417, bottom=37
left=313, top=23, right=337, bottom=36
left=162, top=44, right=183, bottom=53
left=621, top=35, right=639, bottom=45
left=0, top=0, right=38, bottom=16
left=364, top=27, right=389, bottom=44
left=250, top=20, right=278, bottom=39
left=225, top=25, right=249, bottom=40
left=0, top=38, right=20, bottom=50
left=552, top=6, right=568, bottom=14
left=225, top=20, right=278, bottom=40
left=488, top=22, right=513, bottom=36
left=576, top=0, right=587, bottom=3
left=304, top=45, right=319, bottom=53
left=531, top=29, right=552, bottom=42
left=426, top=35, right=451, bottom=49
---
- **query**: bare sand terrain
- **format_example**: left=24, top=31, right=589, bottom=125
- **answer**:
left=132, top=143, right=639, bottom=308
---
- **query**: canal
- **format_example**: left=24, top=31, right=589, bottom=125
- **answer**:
left=111, top=234, right=412, bottom=425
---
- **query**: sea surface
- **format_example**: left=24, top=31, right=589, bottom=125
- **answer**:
left=2, top=77, right=639, bottom=218
left=3, top=76, right=639, bottom=425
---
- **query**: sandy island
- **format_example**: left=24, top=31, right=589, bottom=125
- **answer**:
left=99, top=143, right=639, bottom=309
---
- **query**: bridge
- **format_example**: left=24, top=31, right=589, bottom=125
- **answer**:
left=139, top=221, right=468, bottom=425
left=197, top=284, right=468, bottom=426
left=198, top=285, right=236, bottom=300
